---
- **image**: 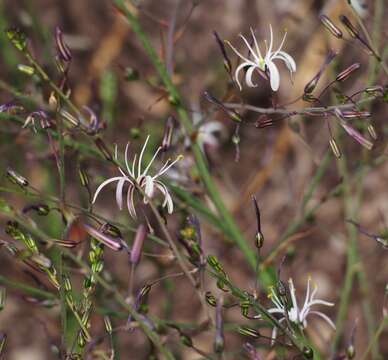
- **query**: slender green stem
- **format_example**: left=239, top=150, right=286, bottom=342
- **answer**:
left=360, top=316, right=388, bottom=360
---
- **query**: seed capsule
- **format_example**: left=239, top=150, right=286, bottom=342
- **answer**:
left=329, top=138, right=342, bottom=158
left=6, top=167, right=29, bottom=187
left=336, top=63, right=361, bottom=82
left=319, top=15, right=343, bottom=38
left=339, top=15, right=359, bottom=38
left=104, top=316, right=113, bottom=334
left=367, top=124, right=377, bottom=140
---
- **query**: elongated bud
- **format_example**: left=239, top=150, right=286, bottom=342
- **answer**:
left=276, top=280, right=287, bottom=298
left=255, top=114, right=274, bottom=128
left=329, top=138, right=342, bottom=158
left=238, top=326, right=260, bottom=339
left=252, top=196, right=264, bottom=248
left=161, top=116, right=175, bottom=152
left=130, top=224, right=147, bottom=265
left=336, top=63, right=360, bottom=82
left=213, top=31, right=232, bottom=74
left=339, top=15, right=359, bottom=38
left=0, top=287, right=6, bottom=311
left=104, top=316, right=113, bottom=334
left=59, top=109, right=79, bottom=127
left=6, top=167, right=29, bottom=187
left=367, top=124, right=377, bottom=140
left=83, top=223, right=123, bottom=251
left=55, top=27, right=71, bottom=63
left=78, top=166, right=90, bottom=188
left=364, top=86, right=383, bottom=96
left=6, top=27, right=27, bottom=51
left=95, top=138, right=113, bottom=161
left=214, top=297, right=224, bottom=353
left=17, top=64, right=35, bottom=75
left=341, top=111, right=371, bottom=118
left=319, top=15, right=343, bottom=38
left=340, top=121, right=373, bottom=150
left=204, top=91, right=242, bottom=123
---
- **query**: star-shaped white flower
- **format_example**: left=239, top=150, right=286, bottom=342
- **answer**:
left=227, top=25, right=296, bottom=92
left=92, top=135, right=182, bottom=218
left=255, top=277, right=335, bottom=342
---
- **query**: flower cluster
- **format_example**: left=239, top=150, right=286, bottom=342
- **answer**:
left=92, top=135, right=181, bottom=218
left=228, top=25, right=296, bottom=92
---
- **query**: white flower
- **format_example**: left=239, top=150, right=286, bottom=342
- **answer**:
left=92, top=135, right=182, bottom=218
left=227, top=25, right=296, bottom=92
left=256, top=277, right=335, bottom=342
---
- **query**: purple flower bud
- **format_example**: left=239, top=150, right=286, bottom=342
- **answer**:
left=213, top=31, right=232, bottom=74
left=83, top=223, right=123, bottom=251
left=130, top=224, right=147, bottom=265
left=341, top=111, right=371, bottom=118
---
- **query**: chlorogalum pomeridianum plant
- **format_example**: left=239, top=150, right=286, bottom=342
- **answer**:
left=92, top=135, right=182, bottom=218
left=255, top=277, right=335, bottom=342
left=227, top=25, right=296, bottom=92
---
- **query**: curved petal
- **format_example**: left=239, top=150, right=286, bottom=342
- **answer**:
left=267, top=24, right=274, bottom=56
left=124, top=142, right=133, bottom=177
left=273, top=31, right=287, bottom=56
left=309, top=311, right=336, bottom=330
left=92, top=176, right=124, bottom=204
left=308, top=299, right=335, bottom=307
left=156, top=181, right=174, bottom=214
left=273, top=51, right=296, bottom=73
left=267, top=60, right=280, bottom=91
left=137, top=135, right=150, bottom=178
left=245, top=65, right=259, bottom=87
left=126, top=185, right=137, bottom=218
left=116, top=178, right=132, bottom=210
left=234, top=62, right=253, bottom=90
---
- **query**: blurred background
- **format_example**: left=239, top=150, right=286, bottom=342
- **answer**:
left=0, top=0, right=387, bottom=359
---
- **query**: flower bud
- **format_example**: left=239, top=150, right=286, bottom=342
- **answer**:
left=367, top=124, right=377, bottom=140
left=6, top=27, right=27, bottom=51
left=6, top=167, right=29, bottom=187
left=104, top=316, right=113, bottom=334
left=214, top=298, right=225, bottom=353
left=130, top=224, right=147, bottom=265
left=213, top=31, right=232, bottom=74
left=17, top=64, right=35, bottom=75
left=161, top=116, right=174, bottom=152
left=205, top=291, right=217, bottom=307
left=95, top=138, right=113, bottom=161
left=83, top=223, right=123, bottom=251
left=0, top=332, right=6, bottom=356
left=0, top=287, right=6, bottom=311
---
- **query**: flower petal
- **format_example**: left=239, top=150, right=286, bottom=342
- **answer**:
left=115, top=178, right=126, bottom=210
left=234, top=62, right=252, bottom=90
left=144, top=175, right=155, bottom=201
left=92, top=176, right=124, bottom=204
left=309, top=311, right=336, bottom=330
left=156, top=181, right=174, bottom=214
left=126, top=185, right=137, bottom=218
left=245, top=66, right=259, bottom=87
left=273, top=51, right=296, bottom=73
left=267, top=60, right=280, bottom=91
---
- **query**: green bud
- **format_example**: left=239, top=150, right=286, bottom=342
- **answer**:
left=17, top=64, right=35, bottom=75
left=303, top=346, right=314, bottom=359
left=205, top=291, right=217, bottom=307
left=104, top=316, right=113, bottom=334
left=6, top=28, right=27, bottom=51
